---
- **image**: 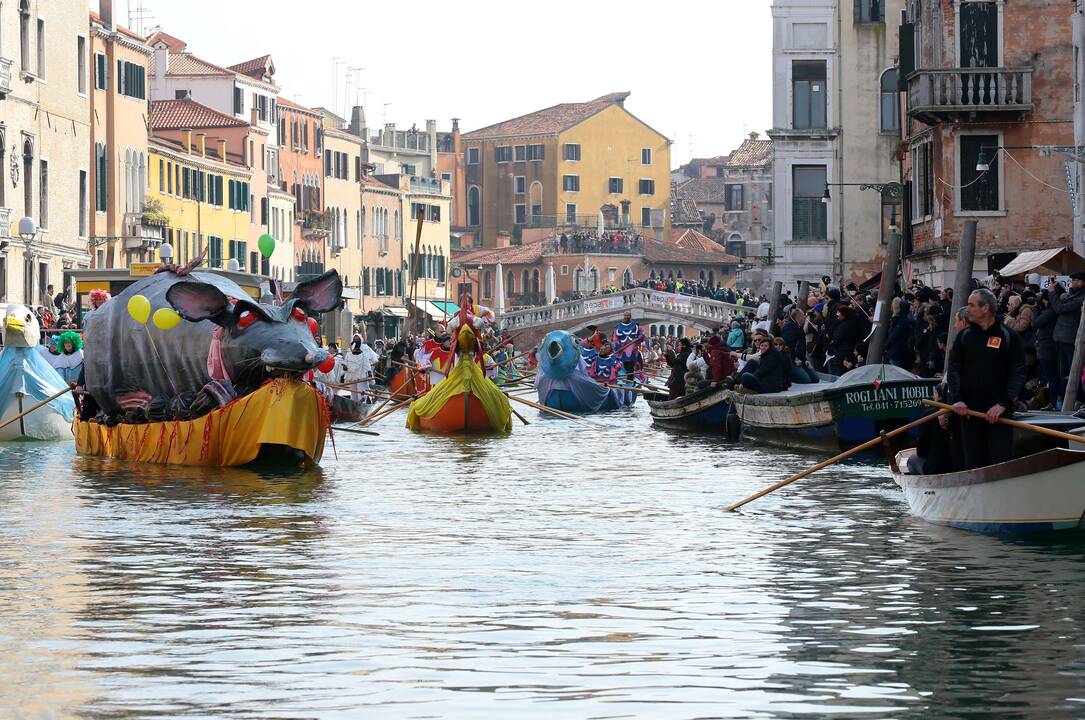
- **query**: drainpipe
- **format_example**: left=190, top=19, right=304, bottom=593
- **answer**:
left=836, top=0, right=845, bottom=284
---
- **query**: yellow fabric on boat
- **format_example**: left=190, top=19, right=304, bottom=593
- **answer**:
left=73, top=379, right=328, bottom=467
left=406, top=356, right=513, bottom=432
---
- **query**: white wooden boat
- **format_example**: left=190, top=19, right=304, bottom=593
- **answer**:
left=892, top=447, right=1085, bottom=534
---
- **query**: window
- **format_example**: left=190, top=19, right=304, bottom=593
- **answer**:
left=94, top=53, right=107, bottom=90
left=881, top=190, right=901, bottom=245
left=175, top=89, right=190, bottom=100
left=467, top=186, right=480, bottom=226
left=531, top=204, right=542, bottom=220
left=726, top=184, right=746, bottom=210
left=911, top=141, right=933, bottom=220
left=429, top=205, right=441, bottom=223
left=527, top=144, right=545, bottom=161
left=36, top=18, right=45, bottom=79
left=960, top=134, right=1000, bottom=212
left=19, top=1, right=30, bottom=74
left=641, top=148, right=653, bottom=165
left=158, top=158, right=164, bottom=192
left=116, top=60, right=146, bottom=100
left=564, top=144, right=581, bottom=161
left=229, top=239, right=248, bottom=270
left=22, top=140, right=32, bottom=218
left=78, top=170, right=87, bottom=237
left=514, top=145, right=526, bottom=162
left=402, top=163, right=416, bottom=176
left=960, top=1, right=998, bottom=68
left=208, top=236, right=224, bottom=268
left=792, top=165, right=828, bottom=241
left=467, top=147, right=480, bottom=164
left=234, top=87, right=244, bottom=115
left=608, top=177, right=623, bottom=194
left=255, top=94, right=268, bottom=122
left=880, top=69, right=900, bottom=132
left=94, top=143, right=107, bottom=212
left=77, top=37, right=87, bottom=94
left=39, top=160, right=47, bottom=228
left=514, top=176, right=525, bottom=194
left=441, top=172, right=451, bottom=182
left=514, top=204, right=527, bottom=225
left=639, top=179, right=655, bottom=195
left=495, top=146, right=512, bottom=163
left=793, top=61, right=827, bottom=129
left=641, top=207, right=652, bottom=227
left=565, top=203, right=577, bottom=223
left=855, top=0, right=884, bottom=23
left=563, top=175, right=580, bottom=192
left=560, top=265, right=569, bottom=276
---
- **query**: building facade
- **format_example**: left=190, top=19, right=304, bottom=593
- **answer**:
left=88, top=5, right=152, bottom=270
left=1, top=0, right=92, bottom=306
left=461, top=92, right=672, bottom=250
left=359, top=177, right=406, bottom=338
left=835, top=0, right=905, bottom=284
left=277, top=98, right=326, bottom=280
left=322, top=125, right=365, bottom=314
left=768, top=0, right=838, bottom=287
left=903, top=0, right=1075, bottom=286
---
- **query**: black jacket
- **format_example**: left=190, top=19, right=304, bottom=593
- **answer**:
left=780, top=318, right=806, bottom=362
left=751, top=346, right=791, bottom=393
left=1053, top=286, right=1085, bottom=344
left=1033, top=305, right=1057, bottom=359
left=947, top=320, right=1027, bottom=412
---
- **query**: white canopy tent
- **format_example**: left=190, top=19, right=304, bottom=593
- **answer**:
left=997, top=248, right=1085, bottom=278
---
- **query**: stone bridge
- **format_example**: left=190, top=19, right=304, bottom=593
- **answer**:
left=496, top=288, right=750, bottom=348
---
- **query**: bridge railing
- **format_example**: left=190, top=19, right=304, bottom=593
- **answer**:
left=496, top=288, right=752, bottom=331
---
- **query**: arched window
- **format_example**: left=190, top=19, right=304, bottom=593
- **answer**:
left=708, top=270, right=715, bottom=287
left=623, top=268, right=634, bottom=288
left=138, top=152, right=147, bottom=208
left=19, top=0, right=31, bottom=72
left=521, top=269, right=529, bottom=298
left=699, top=270, right=706, bottom=282
left=531, top=269, right=540, bottom=295
left=483, top=270, right=492, bottom=299
left=22, top=138, right=34, bottom=218
left=0, top=131, right=6, bottom=207
left=507, top=271, right=515, bottom=295
left=880, top=69, right=900, bottom=132
left=467, top=186, right=481, bottom=226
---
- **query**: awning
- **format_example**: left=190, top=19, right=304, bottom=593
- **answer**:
left=381, top=306, right=409, bottom=318
left=430, top=300, right=461, bottom=316
left=413, top=300, right=461, bottom=321
left=997, top=248, right=1085, bottom=277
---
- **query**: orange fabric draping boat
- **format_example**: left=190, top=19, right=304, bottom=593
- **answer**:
left=73, top=379, right=329, bottom=467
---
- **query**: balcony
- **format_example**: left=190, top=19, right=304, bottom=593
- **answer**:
left=0, top=57, right=12, bottom=97
left=0, top=207, right=10, bottom=240
left=408, top=176, right=443, bottom=195
left=123, top=212, right=164, bottom=250
left=300, top=210, right=331, bottom=239
left=908, top=67, right=1032, bottom=123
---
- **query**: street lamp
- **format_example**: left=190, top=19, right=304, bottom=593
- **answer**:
left=18, top=216, right=38, bottom=245
left=821, top=182, right=905, bottom=203
left=159, top=243, right=174, bottom=263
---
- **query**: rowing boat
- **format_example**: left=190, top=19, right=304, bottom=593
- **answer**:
left=73, top=379, right=329, bottom=467
left=892, top=447, right=1085, bottom=534
left=646, top=385, right=734, bottom=429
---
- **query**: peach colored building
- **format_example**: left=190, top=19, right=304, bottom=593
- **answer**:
left=277, top=98, right=326, bottom=280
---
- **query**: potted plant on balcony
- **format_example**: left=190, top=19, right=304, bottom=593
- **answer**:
left=141, top=198, right=170, bottom=228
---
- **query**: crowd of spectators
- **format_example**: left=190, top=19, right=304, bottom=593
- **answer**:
left=546, top=230, right=644, bottom=255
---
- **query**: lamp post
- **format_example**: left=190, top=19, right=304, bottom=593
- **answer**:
left=18, top=216, right=37, bottom=306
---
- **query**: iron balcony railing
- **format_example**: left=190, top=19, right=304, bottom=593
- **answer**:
left=908, top=67, right=1033, bottom=118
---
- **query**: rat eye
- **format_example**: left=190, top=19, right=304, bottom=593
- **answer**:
left=292, top=308, right=306, bottom=322
left=238, top=310, right=258, bottom=329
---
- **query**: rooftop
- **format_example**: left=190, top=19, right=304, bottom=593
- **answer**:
left=150, top=98, right=250, bottom=130
left=725, top=138, right=772, bottom=168
left=676, top=177, right=728, bottom=204
left=645, top=229, right=741, bottom=265
left=278, top=97, right=322, bottom=117
left=228, top=55, right=275, bottom=80
left=89, top=11, right=148, bottom=44
left=463, top=92, right=632, bottom=141
left=454, top=241, right=547, bottom=266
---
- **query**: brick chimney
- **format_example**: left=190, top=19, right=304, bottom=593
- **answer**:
left=100, top=0, right=114, bottom=30
left=182, top=130, right=192, bottom=154
left=196, top=133, right=206, bottom=157
left=154, top=42, right=168, bottom=80
left=496, top=231, right=511, bottom=248
left=217, top=139, right=228, bottom=161
left=349, top=106, right=366, bottom=139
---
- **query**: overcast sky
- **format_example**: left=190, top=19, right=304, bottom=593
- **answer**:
left=108, top=0, right=773, bottom=168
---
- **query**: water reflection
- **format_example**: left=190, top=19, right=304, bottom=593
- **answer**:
left=1, top=403, right=1084, bottom=717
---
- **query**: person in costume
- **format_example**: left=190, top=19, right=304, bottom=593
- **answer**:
left=0, top=305, right=76, bottom=440
left=589, top=341, right=622, bottom=385
left=612, top=310, right=646, bottom=374
left=46, top=331, right=85, bottom=384
left=342, top=333, right=380, bottom=403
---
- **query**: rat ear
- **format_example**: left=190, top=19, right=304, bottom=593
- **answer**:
left=292, top=270, right=343, bottom=315
left=166, top=281, right=232, bottom=325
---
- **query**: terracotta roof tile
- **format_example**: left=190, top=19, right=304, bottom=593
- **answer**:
left=463, top=92, right=631, bottom=140
left=228, top=55, right=274, bottom=78
left=146, top=30, right=187, bottom=52
left=150, top=99, right=250, bottom=130
left=278, top=97, right=322, bottom=116
left=454, top=241, right=546, bottom=266
left=643, top=230, right=740, bottom=265
left=147, top=52, right=233, bottom=78
left=676, top=178, right=728, bottom=204
left=725, top=139, right=773, bottom=167
left=89, top=12, right=148, bottom=43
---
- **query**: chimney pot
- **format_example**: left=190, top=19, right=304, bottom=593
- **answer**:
left=101, top=0, right=114, bottom=30
left=196, top=133, right=207, bottom=157
left=182, top=130, right=192, bottom=153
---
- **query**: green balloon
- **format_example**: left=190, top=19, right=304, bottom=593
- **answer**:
left=258, top=234, right=276, bottom=258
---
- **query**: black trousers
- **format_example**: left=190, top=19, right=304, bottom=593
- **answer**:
left=958, top=418, right=1014, bottom=470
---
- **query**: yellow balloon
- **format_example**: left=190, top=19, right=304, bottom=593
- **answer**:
left=152, top=307, right=182, bottom=331
left=127, top=295, right=151, bottom=324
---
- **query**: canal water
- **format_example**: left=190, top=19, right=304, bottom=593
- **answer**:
left=2, top=399, right=1084, bottom=719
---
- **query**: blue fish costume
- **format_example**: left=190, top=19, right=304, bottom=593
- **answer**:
left=0, top=306, right=76, bottom=440
left=535, top=331, right=635, bottom=413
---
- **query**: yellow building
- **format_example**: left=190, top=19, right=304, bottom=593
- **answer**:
left=147, top=132, right=252, bottom=269
left=461, top=92, right=671, bottom=248
left=321, top=124, right=365, bottom=315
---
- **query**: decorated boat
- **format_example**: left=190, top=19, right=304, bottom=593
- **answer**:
left=727, top=364, right=939, bottom=451
left=406, top=293, right=512, bottom=434
left=75, top=379, right=329, bottom=466
left=75, top=252, right=345, bottom=467
left=535, top=330, right=635, bottom=413
left=0, top=305, right=76, bottom=441
left=892, top=447, right=1085, bottom=534
left=646, top=385, right=735, bottom=429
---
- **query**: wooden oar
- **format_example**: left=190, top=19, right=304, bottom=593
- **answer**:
left=509, top=405, right=530, bottom=426
left=331, top=425, right=381, bottom=437
left=0, top=386, right=73, bottom=431
left=723, top=408, right=951, bottom=512
left=504, top=393, right=605, bottom=427
left=922, top=399, right=1085, bottom=447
